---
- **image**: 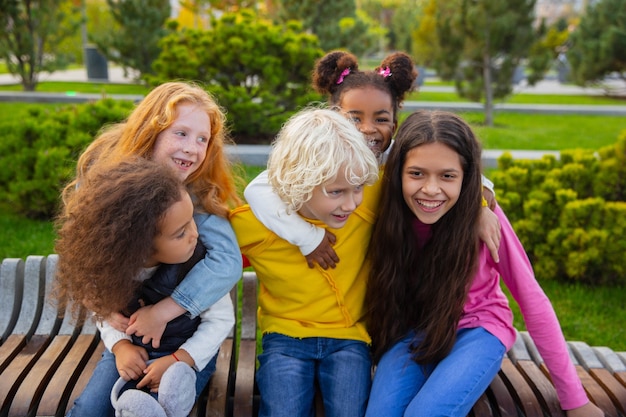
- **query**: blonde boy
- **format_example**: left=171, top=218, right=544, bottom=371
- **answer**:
left=230, top=107, right=379, bottom=417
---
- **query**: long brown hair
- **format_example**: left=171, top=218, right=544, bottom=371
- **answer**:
left=62, top=81, right=242, bottom=218
left=366, top=110, right=483, bottom=364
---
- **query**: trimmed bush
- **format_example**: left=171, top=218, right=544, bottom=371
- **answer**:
left=492, top=130, right=626, bottom=286
left=0, top=99, right=134, bottom=219
left=148, top=8, right=323, bottom=142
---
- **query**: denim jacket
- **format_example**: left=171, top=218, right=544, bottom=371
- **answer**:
left=171, top=212, right=242, bottom=317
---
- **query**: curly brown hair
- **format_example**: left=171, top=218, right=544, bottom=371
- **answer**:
left=62, top=81, right=242, bottom=219
left=54, top=158, right=186, bottom=321
left=312, top=50, right=417, bottom=124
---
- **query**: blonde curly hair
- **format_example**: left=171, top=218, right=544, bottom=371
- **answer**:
left=267, top=107, right=379, bottom=212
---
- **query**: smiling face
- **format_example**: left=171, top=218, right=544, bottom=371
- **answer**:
left=151, top=103, right=210, bottom=181
left=401, top=142, right=463, bottom=224
left=147, top=190, right=198, bottom=267
left=297, top=166, right=365, bottom=229
left=339, top=86, right=396, bottom=161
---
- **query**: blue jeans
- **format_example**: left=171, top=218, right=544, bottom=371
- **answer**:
left=365, top=327, right=505, bottom=417
left=66, top=348, right=217, bottom=417
left=256, top=333, right=371, bottom=417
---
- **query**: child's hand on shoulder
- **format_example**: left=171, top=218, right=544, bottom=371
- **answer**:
left=478, top=206, right=501, bottom=263
left=112, top=340, right=148, bottom=381
left=305, top=229, right=339, bottom=269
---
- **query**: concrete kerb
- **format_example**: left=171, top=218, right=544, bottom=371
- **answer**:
left=226, top=145, right=558, bottom=169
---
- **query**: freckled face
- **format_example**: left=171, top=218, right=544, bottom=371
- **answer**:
left=152, top=103, right=210, bottom=181
left=298, top=167, right=365, bottom=229
left=146, top=190, right=198, bottom=267
left=402, top=142, right=463, bottom=224
left=339, top=86, right=396, bottom=161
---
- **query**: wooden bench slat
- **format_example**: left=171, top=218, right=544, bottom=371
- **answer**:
left=36, top=333, right=101, bottom=417
left=204, top=338, right=234, bottom=417
left=8, top=335, right=74, bottom=417
left=0, top=334, right=27, bottom=375
left=498, top=358, right=545, bottom=417
left=469, top=391, right=495, bottom=417
left=64, top=341, right=106, bottom=415
left=509, top=331, right=565, bottom=416
left=13, top=255, right=47, bottom=337
left=232, top=272, right=259, bottom=417
left=0, top=259, right=24, bottom=342
left=0, top=335, right=50, bottom=414
left=574, top=364, right=620, bottom=417
left=484, top=372, right=519, bottom=417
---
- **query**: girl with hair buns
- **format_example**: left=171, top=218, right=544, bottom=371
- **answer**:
left=364, top=110, right=603, bottom=417
left=244, top=50, right=501, bottom=269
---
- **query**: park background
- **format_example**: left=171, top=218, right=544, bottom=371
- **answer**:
left=0, top=0, right=625, bottom=351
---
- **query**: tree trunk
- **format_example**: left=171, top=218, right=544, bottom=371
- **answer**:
left=483, top=52, right=494, bottom=127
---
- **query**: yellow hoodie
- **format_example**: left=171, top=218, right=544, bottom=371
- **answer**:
left=230, top=181, right=381, bottom=344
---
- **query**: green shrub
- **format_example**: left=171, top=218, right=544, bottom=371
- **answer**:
left=0, top=99, right=134, bottom=219
left=494, top=130, right=626, bottom=286
left=148, top=9, right=323, bottom=142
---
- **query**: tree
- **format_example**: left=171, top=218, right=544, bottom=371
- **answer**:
left=273, top=0, right=356, bottom=51
left=0, top=0, right=81, bottom=91
left=525, top=18, right=570, bottom=85
left=359, top=0, right=424, bottom=53
left=89, top=0, right=172, bottom=79
left=149, top=8, right=323, bottom=141
left=414, top=0, right=537, bottom=126
left=273, top=0, right=385, bottom=56
left=568, top=0, right=626, bottom=89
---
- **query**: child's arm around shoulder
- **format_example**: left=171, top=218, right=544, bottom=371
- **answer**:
left=244, top=170, right=339, bottom=269
left=479, top=174, right=501, bottom=263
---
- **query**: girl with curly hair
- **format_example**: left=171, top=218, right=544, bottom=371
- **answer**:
left=56, top=158, right=234, bottom=417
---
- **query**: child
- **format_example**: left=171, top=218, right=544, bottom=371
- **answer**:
left=244, top=50, right=501, bottom=269
left=364, top=110, right=604, bottom=417
left=229, top=108, right=380, bottom=417
left=55, top=158, right=235, bottom=417
left=62, top=81, right=242, bottom=348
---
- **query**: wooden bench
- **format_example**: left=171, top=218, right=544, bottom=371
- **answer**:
left=1, top=255, right=625, bottom=417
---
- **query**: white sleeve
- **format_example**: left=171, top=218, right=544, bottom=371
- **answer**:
left=96, top=318, right=132, bottom=352
left=243, top=170, right=325, bottom=255
left=179, top=293, right=235, bottom=371
left=481, top=174, right=495, bottom=196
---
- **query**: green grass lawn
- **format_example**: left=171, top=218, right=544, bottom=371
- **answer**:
left=0, top=81, right=149, bottom=95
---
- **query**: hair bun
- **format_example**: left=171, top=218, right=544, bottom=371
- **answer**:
left=312, top=50, right=359, bottom=95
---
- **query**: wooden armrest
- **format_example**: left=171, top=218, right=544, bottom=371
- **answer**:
left=232, top=272, right=258, bottom=417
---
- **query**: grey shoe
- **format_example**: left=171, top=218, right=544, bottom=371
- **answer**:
left=158, top=362, right=196, bottom=417
left=110, top=376, right=167, bottom=417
